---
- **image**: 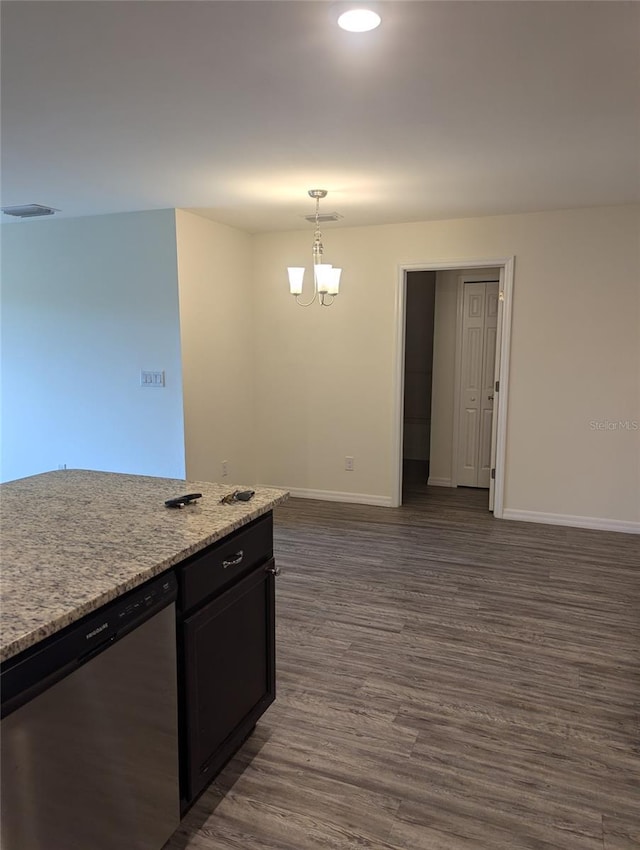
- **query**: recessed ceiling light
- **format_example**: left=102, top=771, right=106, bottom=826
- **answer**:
left=337, top=8, right=381, bottom=33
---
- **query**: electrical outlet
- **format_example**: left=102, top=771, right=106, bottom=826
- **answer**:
left=345, top=456, right=354, bottom=471
left=221, top=460, right=229, bottom=478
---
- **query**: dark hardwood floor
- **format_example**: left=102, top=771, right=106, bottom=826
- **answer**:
left=165, top=484, right=639, bottom=850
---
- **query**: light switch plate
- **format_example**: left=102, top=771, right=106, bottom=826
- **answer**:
left=141, top=370, right=165, bottom=387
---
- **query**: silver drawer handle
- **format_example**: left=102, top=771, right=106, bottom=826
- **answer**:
left=267, top=566, right=281, bottom=576
left=222, top=550, right=243, bottom=568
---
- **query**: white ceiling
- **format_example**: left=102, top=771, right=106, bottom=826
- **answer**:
left=1, top=1, right=639, bottom=232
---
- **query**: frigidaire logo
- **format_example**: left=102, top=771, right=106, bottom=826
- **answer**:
left=86, top=622, right=108, bottom=640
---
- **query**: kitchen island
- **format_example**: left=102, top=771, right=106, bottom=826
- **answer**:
left=0, top=469, right=288, bottom=850
left=1, top=469, right=288, bottom=662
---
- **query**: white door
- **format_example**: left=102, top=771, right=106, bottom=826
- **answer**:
left=457, top=281, right=499, bottom=488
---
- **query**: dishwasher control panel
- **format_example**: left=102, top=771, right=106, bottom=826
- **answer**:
left=116, top=576, right=175, bottom=623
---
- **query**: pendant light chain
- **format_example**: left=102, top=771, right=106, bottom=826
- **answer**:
left=313, top=195, right=324, bottom=267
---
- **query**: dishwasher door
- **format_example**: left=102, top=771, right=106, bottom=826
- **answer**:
left=1, top=602, right=180, bottom=850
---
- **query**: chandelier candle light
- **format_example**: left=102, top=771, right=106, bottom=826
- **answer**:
left=288, top=190, right=341, bottom=307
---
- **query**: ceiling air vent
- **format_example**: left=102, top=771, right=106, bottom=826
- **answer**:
left=303, top=212, right=343, bottom=223
left=1, top=204, right=59, bottom=219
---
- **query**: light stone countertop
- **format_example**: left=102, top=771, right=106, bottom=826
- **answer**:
left=0, top=469, right=288, bottom=663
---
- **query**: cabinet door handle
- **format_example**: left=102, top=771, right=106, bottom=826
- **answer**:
left=267, top=565, right=281, bottom=576
left=222, top=550, right=243, bottom=568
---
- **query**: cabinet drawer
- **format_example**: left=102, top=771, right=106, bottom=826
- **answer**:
left=179, top=513, right=273, bottom=612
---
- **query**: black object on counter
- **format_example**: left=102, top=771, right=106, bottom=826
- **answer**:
left=165, top=493, right=202, bottom=508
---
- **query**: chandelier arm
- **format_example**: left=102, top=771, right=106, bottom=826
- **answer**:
left=295, top=292, right=319, bottom=308
left=320, top=293, right=335, bottom=307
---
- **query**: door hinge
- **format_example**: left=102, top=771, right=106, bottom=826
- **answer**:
left=495, top=380, right=500, bottom=393
left=491, top=468, right=496, bottom=480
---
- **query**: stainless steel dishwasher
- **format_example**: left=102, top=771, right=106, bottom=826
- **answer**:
left=0, top=572, right=180, bottom=850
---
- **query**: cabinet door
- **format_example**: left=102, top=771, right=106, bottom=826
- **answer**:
left=182, top=562, right=275, bottom=802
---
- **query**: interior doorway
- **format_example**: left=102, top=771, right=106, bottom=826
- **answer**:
left=392, top=257, right=514, bottom=515
left=402, top=271, right=436, bottom=490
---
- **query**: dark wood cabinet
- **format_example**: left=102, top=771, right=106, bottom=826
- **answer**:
left=175, top=513, right=276, bottom=808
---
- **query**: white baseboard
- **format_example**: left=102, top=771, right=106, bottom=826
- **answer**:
left=502, top=508, right=640, bottom=535
left=265, top=486, right=639, bottom=532
left=282, top=487, right=393, bottom=508
left=427, top=477, right=453, bottom=487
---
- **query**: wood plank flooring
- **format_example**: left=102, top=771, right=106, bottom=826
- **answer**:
left=165, top=485, right=639, bottom=850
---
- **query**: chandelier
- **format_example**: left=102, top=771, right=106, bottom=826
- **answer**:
left=287, top=190, right=341, bottom=307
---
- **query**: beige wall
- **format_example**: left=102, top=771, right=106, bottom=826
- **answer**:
left=3, top=203, right=636, bottom=527
left=252, top=225, right=395, bottom=501
left=252, top=205, right=640, bottom=524
left=175, top=210, right=256, bottom=486
left=429, top=267, right=500, bottom=485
